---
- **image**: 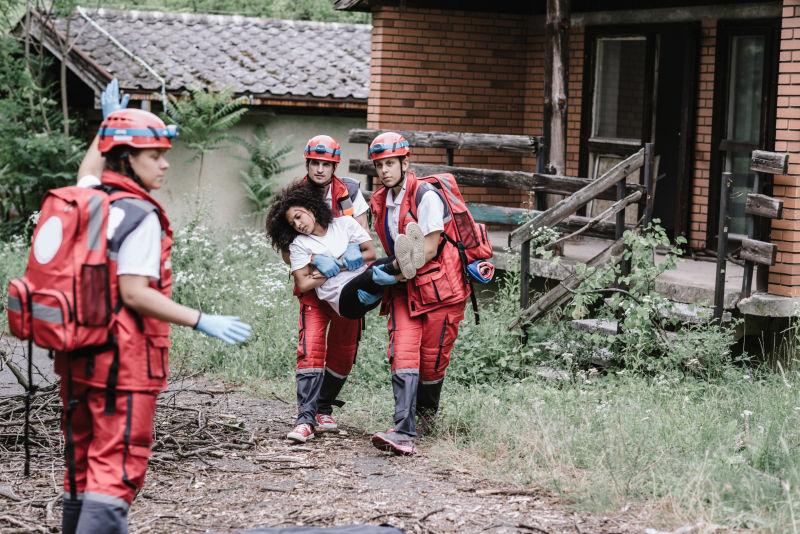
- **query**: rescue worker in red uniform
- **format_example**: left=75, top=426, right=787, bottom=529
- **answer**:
left=60, top=82, right=251, bottom=534
left=285, top=135, right=371, bottom=443
left=367, top=132, right=469, bottom=456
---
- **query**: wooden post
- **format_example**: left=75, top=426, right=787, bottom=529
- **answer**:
left=545, top=0, right=570, bottom=175
left=714, top=172, right=732, bottom=322
left=643, top=142, right=655, bottom=225
left=741, top=172, right=761, bottom=298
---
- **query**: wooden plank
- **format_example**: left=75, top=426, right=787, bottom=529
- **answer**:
left=509, top=238, right=626, bottom=329
left=466, top=202, right=633, bottom=237
left=349, top=159, right=644, bottom=199
left=549, top=191, right=642, bottom=249
left=750, top=150, right=789, bottom=175
left=508, top=148, right=645, bottom=248
left=348, top=129, right=539, bottom=154
left=740, top=238, right=778, bottom=266
left=714, top=172, right=733, bottom=322
left=745, top=193, right=783, bottom=219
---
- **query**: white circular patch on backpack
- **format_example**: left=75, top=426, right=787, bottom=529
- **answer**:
left=33, top=216, right=63, bottom=265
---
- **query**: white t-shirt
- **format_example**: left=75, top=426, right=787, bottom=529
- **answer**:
left=385, top=180, right=445, bottom=241
left=289, top=216, right=372, bottom=314
left=78, top=175, right=161, bottom=279
left=326, top=183, right=369, bottom=218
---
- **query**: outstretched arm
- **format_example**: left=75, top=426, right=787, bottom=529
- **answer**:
left=119, top=274, right=199, bottom=326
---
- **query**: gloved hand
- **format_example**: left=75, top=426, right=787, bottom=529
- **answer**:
left=342, top=243, right=364, bottom=271
left=100, top=78, right=130, bottom=119
left=357, top=289, right=381, bottom=306
left=372, top=264, right=398, bottom=286
left=194, top=313, right=252, bottom=344
left=312, top=255, right=340, bottom=278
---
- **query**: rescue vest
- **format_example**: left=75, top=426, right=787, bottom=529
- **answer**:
left=370, top=170, right=471, bottom=317
left=303, top=174, right=361, bottom=217
left=56, top=172, right=172, bottom=394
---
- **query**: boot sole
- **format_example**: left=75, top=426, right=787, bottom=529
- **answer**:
left=371, top=433, right=416, bottom=456
left=394, top=235, right=417, bottom=279
left=404, top=222, right=426, bottom=269
left=286, top=432, right=315, bottom=443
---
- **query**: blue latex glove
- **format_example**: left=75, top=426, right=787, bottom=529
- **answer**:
left=312, top=255, right=340, bottom=278
left=342, top=243, right=364, bottom=271
left=357, top=289, right=381, bottom=306
left=194, top=313, right=252, bottom=344
left=100, top=78, right=130, bottom=119
left=372, top=264, right=398, bottom=286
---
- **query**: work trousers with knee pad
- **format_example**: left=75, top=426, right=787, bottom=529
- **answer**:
left=295, top=292, right=360, bottom=425
left=386, top=296, right=465, bottom=436
left=60, top=381, right=156, bottom=534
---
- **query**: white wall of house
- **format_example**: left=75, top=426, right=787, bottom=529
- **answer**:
left=152, top=108, right=367, bottom=229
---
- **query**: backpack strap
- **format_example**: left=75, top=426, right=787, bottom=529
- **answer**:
left=340, top=176, right=361, bottom=202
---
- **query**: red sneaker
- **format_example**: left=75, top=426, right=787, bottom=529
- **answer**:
left=286, top=423, right=315, bottom=443
left=315, top=413, right=338, bottom=432
left=371, top=430, right=417, bottom=455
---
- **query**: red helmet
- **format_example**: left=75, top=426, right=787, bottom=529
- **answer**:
left=304, top=135, right=342, bottom=163
left=368, top=132, right=410, bottom=161
left=97, top=108, right=178, bottom=154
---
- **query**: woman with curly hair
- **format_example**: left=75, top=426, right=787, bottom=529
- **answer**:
left=266, top=181, right=424, bottom=442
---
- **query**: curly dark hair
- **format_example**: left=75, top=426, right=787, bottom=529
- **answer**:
left=265, top=180, right=333, bottom=252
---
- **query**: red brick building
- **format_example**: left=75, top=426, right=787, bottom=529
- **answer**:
left=337, top=0, right=800, bottom=298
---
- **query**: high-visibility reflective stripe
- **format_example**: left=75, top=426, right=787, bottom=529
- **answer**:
left=296, top=368, right=324, bottom=375
left=32, top=302, right=63, bottom=324
left=7, top=295, right=21, bottom=313
left=87, top=195, right=103, bottom=251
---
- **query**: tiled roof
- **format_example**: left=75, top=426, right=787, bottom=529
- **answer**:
left=53, top=8, right=370, bottom=101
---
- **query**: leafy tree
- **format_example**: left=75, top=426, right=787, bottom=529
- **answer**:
left=239, top=128, right=296, bottom=214
left=162, top=88, right=248, bottom=201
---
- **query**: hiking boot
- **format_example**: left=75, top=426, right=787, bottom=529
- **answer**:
left=314, top=413, right=338, bottom=432
left=371, top=429, right=417, bottom=456
left=394, top=234, right=418, bottom=279
left=286, top=423, right=315, bottom=443
left=404, top=221, right=426, bottom=269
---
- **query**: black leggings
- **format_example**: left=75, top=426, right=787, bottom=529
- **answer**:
left=338, top=257, right=394, bottom=319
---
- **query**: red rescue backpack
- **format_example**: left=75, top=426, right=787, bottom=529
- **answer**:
left=411, top=173, right=494, bottom=323
left=6, top=185, right=127, bottom=352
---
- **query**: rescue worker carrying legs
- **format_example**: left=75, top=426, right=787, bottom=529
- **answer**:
left=281, top=135, right=371, bottom=443
left=367, top=132, right=470, bottom=456
left=60, top=81, right=252, bottom=534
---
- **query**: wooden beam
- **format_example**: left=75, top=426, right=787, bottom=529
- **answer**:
left=508, top=148, right=644, bottom=248
left=740, top=238, right=778, bottom=266
left=569, top=2, right=780, bottom=27
left=348, top=129, right=539, bottom=154
left=509, top=238, right=626, bottom=329
left=466, top=202, right=633, bottom=237
left=745, top=193, right=784, bottom=219
left=750, top=150, right=789, bottom=175
left=349, top=159, right=644, bottom=199
left=548, top=190, right=642, bottom=249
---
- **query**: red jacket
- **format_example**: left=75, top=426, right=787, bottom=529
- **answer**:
left=55, top=171, right=173, bottom=393
left=370, top=170, right=470, bottom=317
left=304, top=174, right=361, bottom=217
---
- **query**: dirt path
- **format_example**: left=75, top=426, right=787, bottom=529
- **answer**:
left=0, top=373, right=644, bottom=534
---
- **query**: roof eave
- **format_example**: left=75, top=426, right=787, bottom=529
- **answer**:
left=332, top=0, right=372, bottom=12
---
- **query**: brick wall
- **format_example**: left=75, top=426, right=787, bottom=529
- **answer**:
left=566, top=30, right=584, bottom=177
left=368, top=6, right=535, bottom=207
left=689, top=20, right=716, bottom=250
left=769, top=1, right=800, bottom=296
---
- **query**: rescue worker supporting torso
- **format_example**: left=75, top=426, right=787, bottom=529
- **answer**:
left=367, top=132, right=469, bottom=456
left=283, top=135, right=371, bottom=444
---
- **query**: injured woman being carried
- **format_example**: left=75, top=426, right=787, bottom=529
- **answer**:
left=266, top=181, right=425, bottom=319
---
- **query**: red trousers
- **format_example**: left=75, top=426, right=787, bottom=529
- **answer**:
left=296, top=291, right=360, bottom=375
left=387, top=296, right=465, bottom=381
left=61, top=381, right=156, bottom=506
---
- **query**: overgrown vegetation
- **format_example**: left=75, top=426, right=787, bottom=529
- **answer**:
left=1, top=215, right=799, bottom=530
left=0, top=16, right=85, bottom=239
left=98, top=0, right=370, bottom=23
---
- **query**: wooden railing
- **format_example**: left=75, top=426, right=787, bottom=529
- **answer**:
left=713, top=149, right=788, bottom=320
left=347, top=128, right=657, bottom=330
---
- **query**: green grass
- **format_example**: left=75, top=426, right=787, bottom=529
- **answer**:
left=2, top=223, right=799, bottom=531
